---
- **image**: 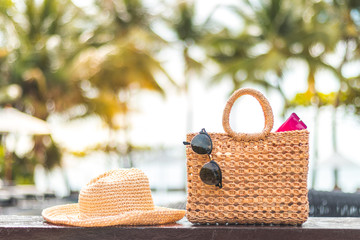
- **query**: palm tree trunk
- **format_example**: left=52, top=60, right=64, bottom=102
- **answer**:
left=332, top=106, right=338, bottom=153
left=311, top=105, right=320, bottom=189
left=332, top=105, right=340, bottom=190
left=183, top=47, right=193, bottom=132
left=331, top=36, right=348, bottom=190
left=185, top=82, right=193, bottom=132
left=307, top=66, right=319, bottom=189
left=4, top=135, right=13, bottom=185
left=332, top=91, right=341, bottom=190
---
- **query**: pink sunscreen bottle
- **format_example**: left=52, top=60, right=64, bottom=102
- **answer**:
left=276, top=113, right=307, bottom=132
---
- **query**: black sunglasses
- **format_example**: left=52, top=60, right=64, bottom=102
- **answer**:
left=183, top=128, right=222, bottom=189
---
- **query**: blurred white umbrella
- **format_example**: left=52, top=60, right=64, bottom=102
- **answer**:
left=318, top=152, right=360, bottom=191
left=0, top=107, right=51, bottom=135
left=0, top=107, right=51, bottom=184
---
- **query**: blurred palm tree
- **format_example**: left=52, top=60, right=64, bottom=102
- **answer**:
left=332, top=0, right=360, bottom=112
left=207, top=0, right=339, bottom=103
left=164, top=1, right=215, bottom=131
left=0, top=0, right=97, bottom=183
left=292, top=0, right=360, bottom=189
left=0, top=0, right=177, bottom=178
left=324, top=0, right=360, bottom=189
left=205, top=0, right=344, bottom=188
left=0, top=0, right=99, bottom=116
left=72, top=0, right=177, bottom=166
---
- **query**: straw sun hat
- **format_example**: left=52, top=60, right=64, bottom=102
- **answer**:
left=42, top=168, right=185, bottom=227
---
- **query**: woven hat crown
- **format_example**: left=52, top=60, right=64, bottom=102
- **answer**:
left=78, top=168, right=155, bottom=219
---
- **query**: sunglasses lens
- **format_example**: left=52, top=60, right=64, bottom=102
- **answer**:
left=200, top=161, right=221, bottom=186
left=191, top=134, right=212, bottom=154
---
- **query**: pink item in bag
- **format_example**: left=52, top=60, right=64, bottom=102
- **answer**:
left=276, top=113, right=307, bottom=132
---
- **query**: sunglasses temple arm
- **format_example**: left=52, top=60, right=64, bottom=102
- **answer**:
left=183, top=141, right=190, bottom=145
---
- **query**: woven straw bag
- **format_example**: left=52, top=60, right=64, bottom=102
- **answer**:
left=185, top=88, right=309, bottom=225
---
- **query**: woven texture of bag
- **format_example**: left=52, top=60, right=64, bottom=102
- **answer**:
left=185, top=88, right=309, bottom=225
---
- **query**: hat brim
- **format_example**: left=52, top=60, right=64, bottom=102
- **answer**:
left=42, top=203, right=186, bottom=227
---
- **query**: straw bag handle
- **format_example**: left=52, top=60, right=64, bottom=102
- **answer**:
left=222, top=88, right=274, bottom=141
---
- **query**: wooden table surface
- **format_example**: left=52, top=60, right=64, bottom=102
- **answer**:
left=0, top=216, right=360, bottom=240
